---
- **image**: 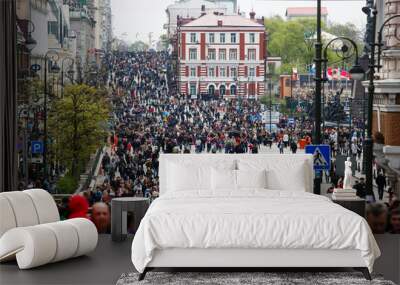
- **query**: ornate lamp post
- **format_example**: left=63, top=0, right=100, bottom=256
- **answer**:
left=61, top=56, right=75, bottom=97
left=43, top=50, right=60, bottom=183
left=313, top=0, right=323, bottom=194
left=322, top=38, right=365, bottom=153
left=75, top=55, right=83, bottom=84
left=25, top=20, right=37, bottom=53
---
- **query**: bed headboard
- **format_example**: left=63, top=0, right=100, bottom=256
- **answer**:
left=159, top=154, right=314, bottom=196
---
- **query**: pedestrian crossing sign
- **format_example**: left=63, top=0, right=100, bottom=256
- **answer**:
left=305, top=144, right=331, bottom=171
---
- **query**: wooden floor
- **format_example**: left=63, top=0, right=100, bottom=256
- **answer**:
left=0, top=235, right=134, bottom=285
left=0, top=235, right=398, bottom=285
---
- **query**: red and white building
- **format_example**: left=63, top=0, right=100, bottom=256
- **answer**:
left=176, top=12, right=266, bottom=99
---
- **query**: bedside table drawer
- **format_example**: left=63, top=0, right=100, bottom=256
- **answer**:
left=332, top=199, right=366, bottom=217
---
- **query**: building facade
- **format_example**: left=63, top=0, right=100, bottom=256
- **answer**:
left=166, top=0, right=228, bottom=39
left=177, top=12, right=266, bottom=99
left=93, top=0, right=112, bottom=52
left=69, top=4, right=95, bottom=67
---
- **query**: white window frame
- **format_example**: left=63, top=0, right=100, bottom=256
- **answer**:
left=190, top=67, right=196, bottom=77
left=189, top=48, right=197, bottom=60
left=208, top=49, right=216, bottom=60
left=209, top=33, right=215, bottom=43
left=248, top=49, right=256, bottom=60
left=231, top=67, right=237, bottom=78
left=249, top=67, right=255, bottom=77
left=230, top=33, right=236, bottom=43
left=219, top=49, right=226, bottom=60
left=249, top=33, right=255, bottom=43
left=190, top=33, right=196, bottom=43
left=220, top=33, right=225, bottom=43
left=208, top=67, right=215, bottom=77
left=229, top=49, right=237, bottom=60
left=190, top=83, right=197, bottom=95
left=220, top=67, right=226, bottom=77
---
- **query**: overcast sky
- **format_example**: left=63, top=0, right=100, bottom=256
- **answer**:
left=111, top=0, right=367, bottom=44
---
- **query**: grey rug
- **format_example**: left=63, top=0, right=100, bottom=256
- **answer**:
left=116, top=272, right=396, bottom=285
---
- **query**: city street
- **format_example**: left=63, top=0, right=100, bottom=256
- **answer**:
left=1, top=1, right=400, bottom=285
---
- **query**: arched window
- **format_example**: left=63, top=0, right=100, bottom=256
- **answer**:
left=219, top=85, right=226, bottom=96
left=208, top=85, right=215, bottom=96
left=230, top=85, right=237, bottom=95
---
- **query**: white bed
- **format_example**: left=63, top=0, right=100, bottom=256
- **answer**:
left=131, top=154, right=380, bottom=280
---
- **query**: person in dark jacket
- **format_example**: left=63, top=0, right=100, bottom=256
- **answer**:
left=290, top=140, right=298, bottom=154
left=376, top=171, right=386, bottom=200
left=354, top=178, right=366, bottom=199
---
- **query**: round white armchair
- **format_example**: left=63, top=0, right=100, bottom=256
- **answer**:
left=0, top=189, right=98, bottom=269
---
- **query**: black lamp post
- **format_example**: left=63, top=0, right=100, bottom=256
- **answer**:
left=314, top=0, right=364, bottom=193
left=43, top=50, right=60, bottom=183
left=25, top=20, right=37, bottom=53
left=361, top=6, right=400, bottom=201
left=61, top=56, right=74, bottom=97
left=75, top=55, right=83, bottom=84
left=322, top=38, right=365, bottom=157
left=313, top=0, right=323, bottom=194
left=17, top=106, right=30, bottom=187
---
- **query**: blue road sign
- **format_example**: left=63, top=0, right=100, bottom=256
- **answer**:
left=30, top=64, right=41, bottom=72
left=305, top=144, right=331, bottom=171
left=31, top=141, right=44, bottom=154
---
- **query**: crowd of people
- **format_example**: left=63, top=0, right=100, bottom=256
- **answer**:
left=50, top=50, right=399, bottom=235
left=95, top=50, right=295, bottom=201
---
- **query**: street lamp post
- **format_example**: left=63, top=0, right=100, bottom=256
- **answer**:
left=322, top=37, right=365, bottom=158
left=43, top=50, right=60, bottom=184
left=18, top=106, right=30, bottom=187
left=75, top=55, right=83, bottom=84
left=61, top=56, right=74, bottom=97
left=314, top=0, right=323, bottom=146
left=313, top=0, right=323, bottom=195
left=269, top=75, right=273, bottom=134
left=361, top=7, right=400, bottom=202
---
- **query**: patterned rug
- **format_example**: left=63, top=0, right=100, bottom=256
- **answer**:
left=116, top=271, right=396, bottom=285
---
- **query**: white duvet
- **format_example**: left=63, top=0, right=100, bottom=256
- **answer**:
left=131, top=190, right=380, bottom=273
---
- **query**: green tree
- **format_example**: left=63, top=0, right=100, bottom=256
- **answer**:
left=158, top=34, right=169, bottom=50
left=48, top=84, right=109, bottom=182
left=265, top=17, right=317, bottom=74
left=260, top=95, right=282, bottom=106
left=326, top=22, right=364, bottom=46
left=264, top=17, right=361, bottom=75
left=129, top=41, right=149, bottom=52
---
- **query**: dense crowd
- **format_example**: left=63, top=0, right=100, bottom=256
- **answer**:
left=53, top=50, right=399, bottom=234
left=96, top=50, right=292, bottom=201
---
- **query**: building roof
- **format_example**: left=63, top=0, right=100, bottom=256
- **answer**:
left=286, top=7, right=328, bottom=17
left=182, top=13, right=263, bottom=27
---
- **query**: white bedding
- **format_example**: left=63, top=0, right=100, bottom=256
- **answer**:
left=131, top=190, right=380, bottom=273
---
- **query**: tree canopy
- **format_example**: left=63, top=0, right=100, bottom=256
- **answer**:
left=48, top=84, right=109, bottom=180
left=129, top=41, right=149, bottom=52
left=265, top=16, right=364, bottom=75
left=158, top=34, right=169, bottom=51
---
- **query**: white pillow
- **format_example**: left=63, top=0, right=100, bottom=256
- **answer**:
left=212, top=168, right=237, bottom=190
left=238, top=158, right=310, bottom=192
left=168, top=163, right=211, bottom=191
left=236, top=169, right=267, bottom=189
left=266, top=164, right=307, bottom=192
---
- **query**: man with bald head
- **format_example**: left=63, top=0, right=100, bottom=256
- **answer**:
left=91, top=202, right=111, bottom=234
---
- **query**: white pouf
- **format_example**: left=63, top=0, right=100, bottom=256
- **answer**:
left=0, top=189, right=98, bottom=269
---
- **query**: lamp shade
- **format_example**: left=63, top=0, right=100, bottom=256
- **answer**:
left=51, top=63, right=61, bottom=73
left=349, top=64, right=365, bottom=81
left=25, top=34, right=37, bottom=52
